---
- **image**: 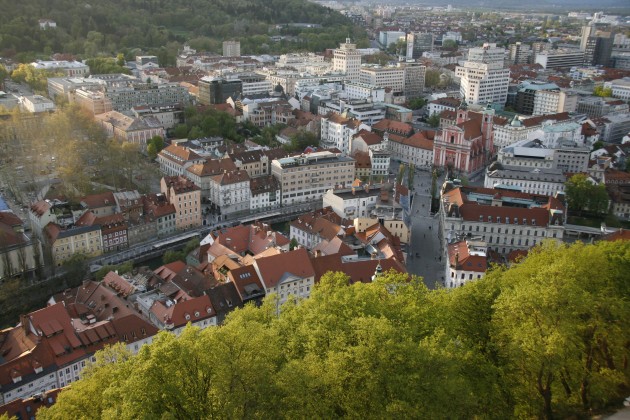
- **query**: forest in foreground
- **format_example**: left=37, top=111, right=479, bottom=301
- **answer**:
left=37, top=241, right=630, bottom=419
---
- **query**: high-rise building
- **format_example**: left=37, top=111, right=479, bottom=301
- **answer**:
left=455, top=43, right=509, bottom=106
left=198, top=77, right=243, bottom=105
left=399, top=62, right=426, bottom=99
left=584, top=32, right=613, bottom=66
left=333, top=38, right=362, bottom=83
left=222, top=40, right=241, bottom=57
left=508, top=42, right=532, bottom=65
left=406, top=32, right=434, bottom=60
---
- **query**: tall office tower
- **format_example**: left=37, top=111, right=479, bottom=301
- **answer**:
left=222, top=40, right=241, bottom=57
left=584, top=32, right=613, bottom=66
left=333, top=38, right=362, bottom=83
left=580, top=24, right=594, bottom=51
left=406, top=32, right=434, bottom=60
left=455, top=43, right=510, bottom=106
left=508, top=42, right=532, bottom=65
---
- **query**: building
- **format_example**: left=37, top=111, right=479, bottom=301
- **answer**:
left=323, top=185, right=381, bottom=219
left=492, top=112, right=570, bottom=150
left=604, top=77, right=630, bottom=102
left=388, top=130, right=435, bottom=169
left=320, top=113, right=364, bottom=154
left=19, top=95, right=55, bottom=113
left=427, top=97, right=461, bottom=116
left=508, top=42, right=532, bottom=65
left=446, top=239, right=488, bottom=288
left=160, top=176, right=202, bottom=230
left=455, top=43, right=510, bottom=106
left=399, top=62, right=426, bottom=99
left=440, top=184, right=566, bottom=256
left=406, top=32, right=434, bottom=60
left=31, top=60, right=89, bottom=77
left=250, top=175, right=281, bottom=212
left=157, top=144, right=205, bottom=177
left=131, top=104, right=184, bottom=130
left=0, top=295, right=156, bottom=406
left=577, top=96, right=629, bottom=118
left=253, top=248, right=315, bottom=307
left=379, top=31, right=406, bottom=48
left=222, top=40, right=241, bottom=58
left=208, top=170, right=251, bottom=218
left=95, top=111, right=165, bottom=151
left=498, top=137, right=590, bottom=174
left=515, top=81, right=559, bottom=115
left=332, top=38, right=362, bottom=83
left=142, top=193, right=177, bottom=238
left=0, top=212, right=42, bottom=281
left=271, top=150, right=355, bottom=205
left=433, top=106, right=497, bottom=176
left=360, top=66, right=405, bottom=96
left=535, top=49, right=584, bottom=69
left=104, top=82, right=190, bottom=112
left=44, top=223, right=102, bottom=266
left=484, top=162, right=566, bottom=196
left=198, top=77, right=243, bottom=105
left=583, top=30, right=613, bottom=66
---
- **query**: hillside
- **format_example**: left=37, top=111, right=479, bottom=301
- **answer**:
left=0, top=0, right=366, bottom=63
left=37, top=240, right=630, bottom=419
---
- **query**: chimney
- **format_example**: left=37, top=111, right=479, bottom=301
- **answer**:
left=315, top=249, right=322, bottom=257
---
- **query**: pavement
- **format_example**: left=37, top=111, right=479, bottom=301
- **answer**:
left=405, top=169, right=447, bottom=289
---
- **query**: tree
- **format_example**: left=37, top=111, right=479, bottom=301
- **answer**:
left=146, top=135, right=164, bottom=159
left=162, top=250, right=184, bottom=264
left=425, top=69, right=442, bottom=88
left=427, top=113, right=440, bottom=128
left=397, top=164, right=406, bottom=185
left=442, top=39, right=457, bottom=50
left=61, top=253, right=89, bottom=287
left=0, top=64, right=8, bottom=90
left=565, top=174, right=609, bottom=216
left=593, top=85, right=613, bottom=98
left=407, top=163, right=415, bottom=188
left=35, top=242, right=630, bottom=420
left=407, top=97, right=426, bottom=110
left=289, top=238, right=298, bottom=250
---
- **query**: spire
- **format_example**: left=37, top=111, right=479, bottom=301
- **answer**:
left=372, top=260, right=383, bottom=281
left=459, top=95, right=467, bottom=110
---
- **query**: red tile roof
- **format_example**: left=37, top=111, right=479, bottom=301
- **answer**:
left=254, top=248, right=315, bottom=289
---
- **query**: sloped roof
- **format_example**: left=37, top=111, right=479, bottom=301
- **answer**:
left=255, top=248, right=315, bottom=289
left=310, top=254, right=406, bottom=283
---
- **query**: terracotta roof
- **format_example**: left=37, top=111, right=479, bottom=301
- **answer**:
left=0, top=213, right=28, bottom=248
left=391, top=130, right=434, bottom=150
left=448, top=241, right=487, bottom=273
left=80, top=191, right=115, bottom=209
left=151, top=295, right=215, bottom=328
left=227, top=265, right=265, bottom=302
left=159, top=144, right=202, bottom=162
left=352, top=129, right=383, bottom=146
left=601, top=229, right=630, bottom=242
left=0, top=388, right=61, bottom=419
left=250, top=175, right=280, bottom=195
left=254, top=248, right=315, bottom=289
left=186, top=158, right=237, bottom=177
left=372, top=119, right=414, bottom=136
left=310, top=254, right=406, bottom=283
left=102, top=271, right=135, bottom=297
left=211, top=169, right=250, bottom=186
left=312, top=236, right=355, bottom=257
left=353, top=151, right=371, bottom=169
left=429, top=97, right=461, bottom=107
left=521, top=112, right=570, bottom=128
left=163, top=175, right=200, bottom=194
left=154, top=261, right=187, bottom=281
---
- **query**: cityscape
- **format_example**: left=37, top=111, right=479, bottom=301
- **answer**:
left=0, top=0, right=629, bottom=418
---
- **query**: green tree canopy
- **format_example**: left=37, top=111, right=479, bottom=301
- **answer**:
left=565, top=173, right=609, bottom=216
left=38, top=241, right=630, bottom=419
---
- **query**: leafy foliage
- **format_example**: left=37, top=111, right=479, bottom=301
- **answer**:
left=38, top=241, right=630, bottom=419
left=565, top=173, right=609, bottom=216
left=593, top=85, right=613, bottom=98
left=0, top=0, right=366, bottom=60
left=85, top=57, right=131, bottom=75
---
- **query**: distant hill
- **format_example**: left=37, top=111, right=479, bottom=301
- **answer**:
left=0, top=0, right=364, bottom=63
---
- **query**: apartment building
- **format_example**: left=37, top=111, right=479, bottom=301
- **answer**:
left=440, top=184, right=566, bottom=256
left=455, top=43, right=510, bottom=105
left=0, top=212, right=42, bottom=282
left=161, top=176, right=202, bottom=230
left=105, top=83, right=190, bottom=112
left=250, top=175, right=281, bottom=212
left=333, top=38, right=362, bottom=83
left=271, top=150, right=355, bottom=205
left=157, top=144, right=205, bottom=177
left=44, top=224, right=102, bottom=266
left=95, top=111, right=165, bottom=151
left=208, top=170, right=251, bottom=217
left=388, top=130, right=435, bottom=169
left=320, top=113, right=365, bottom=153
left=604, top=77, right=630, bottom=101
left=535, top=49, right=585, bottom=69
left=447, top=239, right=488, bottom=288
left=360, top=66, right=405, bottom=96
left=484, top=163, right=566, bottom=196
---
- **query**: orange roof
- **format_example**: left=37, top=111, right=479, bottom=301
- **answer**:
left=372, top=119, right=414, bottom=136
left=255, top=248, right=315, bottom=289
left=391, top=131, right=434, bottom=150
left=448, top=241, right=487, bottom=273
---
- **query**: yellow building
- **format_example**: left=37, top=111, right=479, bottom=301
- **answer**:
left=44, top=223, right=102, bottom=266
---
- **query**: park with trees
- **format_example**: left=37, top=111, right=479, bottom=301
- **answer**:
left=36, top=240, right=630, bottom=419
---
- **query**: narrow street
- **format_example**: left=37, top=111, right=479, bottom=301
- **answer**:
left=406, top=169, right=445, bottom=289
